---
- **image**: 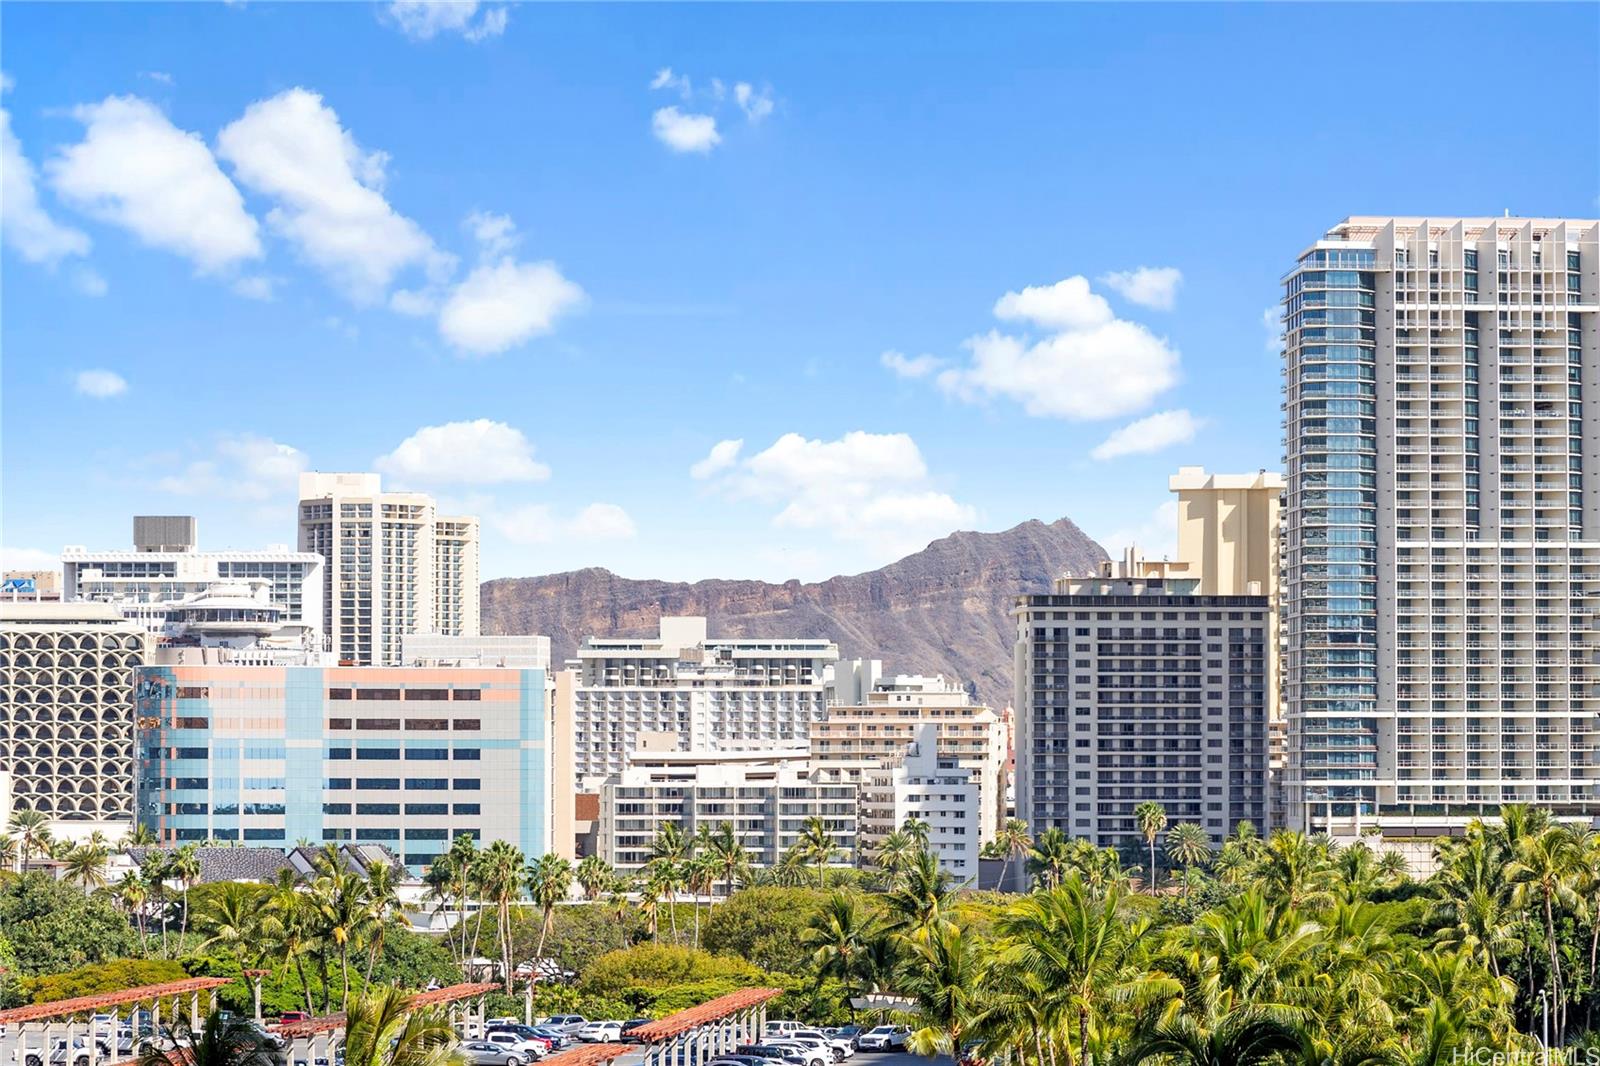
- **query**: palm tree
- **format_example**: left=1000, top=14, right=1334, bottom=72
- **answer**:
left=1124, top=1003, right=1305, bottom=1066
left=1506, top=823, right=1580, bottom=1044
left=803, top=891, right=876, bottom=1014
left=1258, top=830, right=1334, bottom=911
left=363, top=860, right=402, bottom=985
left=63, top=843, right=111, bottom=894
left=341, top=987, right=460, bottom=1066
left=1165, top=823, right=1211, bottom=897
left=576, top=854, right=612, bottom=901
left=526, top=853, right=574, bottom=960
left=0, top=834, right=18, bottom=873
left=875, top=829, right=918, bottom=881
left=139, top=851, right=173, bottom=957
left=1028, top=827, right=1072, bottom=890
left=8, top=808, right=53, bottom=867
left=798, top=815, right=837, bottom=888
left=169, top=843, right=203, bottom=939
left=684, top=852, right=719, bottom=948
left=1134, top=801, right=1167, bottom=893
left=993, top=819, right=1032, bottom=892
left=314, top=866, right=375, bottom=1010
left=901, top=817, right=931, bottom=850
left=649, top=822, right=689, bottom=942
left=478, top=840, right=526, bottom=991
left=884, top=848, right=953, bottom=938
left=125, top=822, right=160, bottom=847
left=264, top=869, right=318, bottom=1014
left=139, top=1008, right=279, bottom=1066
left=116, top=869, right=151, bottom=945
left=900, top=921, right=985, bottom=1060
left=707, top=822, right=749, bottom=898
left=196, top=881, right=262, bottom=953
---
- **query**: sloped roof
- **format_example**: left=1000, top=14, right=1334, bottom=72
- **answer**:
left=625, top=987, right=783, bottom=1043
left=0, top=978, right=233, bottom=1025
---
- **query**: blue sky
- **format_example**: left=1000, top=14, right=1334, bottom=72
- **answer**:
left=3, top=2, right=1597, bottom=582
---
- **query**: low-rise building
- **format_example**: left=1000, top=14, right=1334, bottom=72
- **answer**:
left=597, top=747, right=856, bottom=878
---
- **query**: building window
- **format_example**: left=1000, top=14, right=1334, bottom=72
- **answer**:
left=453, top=689, right=481, bottom=701
left=356, top=689, right=401, bottom=701
left=356, top=718, right=401, bottom=730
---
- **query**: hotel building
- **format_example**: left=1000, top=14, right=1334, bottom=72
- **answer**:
left=1, top=602, right=147, bottom=841
left=297, top=473, right=479, bottom=667
left=1281, top=217, right=1600, bottom=835
left=858, top=723, right=982, bottom=879
left=571, top=616, right=837, bottom=788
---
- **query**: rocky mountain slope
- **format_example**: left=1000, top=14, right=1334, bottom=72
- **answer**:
left=481, top=517, right=1107, bottom=711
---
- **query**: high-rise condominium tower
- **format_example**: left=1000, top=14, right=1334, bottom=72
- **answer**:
left=1282, top=216, right=1600, bottom=835
left=297, top=474, right=480, bottom=666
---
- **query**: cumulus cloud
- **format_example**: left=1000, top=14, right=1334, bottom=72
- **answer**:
left=376, top=419, right=551, bottom=485
left=880, top=350, right=942, bottom=380
left=699, top=430, right=975, bottom=559
left=1100, top=266, right=1182, bottom=311
left=465, top=210, right=517, bottom=258
left=437, top=258, right=585, bottom=355
left=157, top=434, right=307, bottom=500
left=231, top=275, right=277, bottom=300
left=1261, top=307, right=1282, bottom=353
left=689, top=439, right=743, bottom=480
left=140, top=71, right=175, bottom=86
left=493, top=501, right=637, bottom=545
left=385, top=1, right=508, bottom=41
left=74, top=369, right=128, bottom=398
left=47, top=95, right=260, bottom=273
left=652, top=107, right=720, bottom=154
left=217, top=88, right=443, bottom=303
left=929, top=274, right=1180, bottom=420
left=1, top=100, right=93, bottom=266
left=734, top=82, right=774, bottom=122
left=650, top=68, right=693, bottom=98
left=1090, top=409, right=1203, bottom=461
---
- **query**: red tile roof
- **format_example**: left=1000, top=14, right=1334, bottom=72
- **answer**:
left=626, top=987, right=784, bottom=1044
left=0, top=978, right=234, bottom=1026
left=274, top=983, right=499, bottom=1038
left=536, top=1043, right=634, bottom=1066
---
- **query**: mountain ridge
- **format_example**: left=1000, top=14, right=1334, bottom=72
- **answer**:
left=481, top=516, right=1108, bottom=711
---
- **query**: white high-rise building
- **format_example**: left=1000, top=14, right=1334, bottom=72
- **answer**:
left=1282, top=216, right=1600, bottom=836
left=859, top=723, right=981, bottom=879
left=297, top=473, right=480, bottom=667
left=571, top=616, right=838, bottom=789
left=63, top=516, right=323, bottom=640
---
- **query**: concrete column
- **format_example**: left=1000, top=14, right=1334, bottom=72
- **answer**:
left=253, top=979, right=263, bottom=1023
left=190, top=992, right=200, bottom=1030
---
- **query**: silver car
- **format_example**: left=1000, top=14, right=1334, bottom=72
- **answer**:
left=461, top=1042, right=525, bottom=1066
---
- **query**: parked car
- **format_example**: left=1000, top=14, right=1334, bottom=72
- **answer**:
left=540, top=1016, right=587, bottom=1036
left=824, top=1027, right=863, bottom=1050
left=527, top=1027, right=574, bottom=1051
left=576, top=1021, right=624, bottom=1044
left=793, top=1030, right=853, bottom=1059
left=482, top=1031, right=544, bottom=1061
left=461, top=1042, right=526, bottom=1066
left=763, top=1023, right=804, bottom=1040
left=486, top=1018, right=521, bottom=1028
left=488, top=1024, right=559, bottom=1052
left=760, top=1042, right=829, bottom=1066
left=619, top=1019, right=653, bottom=1044
left=736, top=1045, right=807, bottom=1066
left=275, top=1012, right=312, bottom=1026
left=856, top=1027, right=910, bottom=1052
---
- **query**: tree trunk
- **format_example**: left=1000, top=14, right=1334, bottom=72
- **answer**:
left=293, top=955, right=315, bottom=1015
left=340, top=944, right=351, bottom=1011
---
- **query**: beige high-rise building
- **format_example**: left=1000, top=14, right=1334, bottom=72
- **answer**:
left=1171, top=467, right=1283, bottom=598
left=297, top=473, right=479, bottom=667
left=809, top=672, right=1006, bottom=855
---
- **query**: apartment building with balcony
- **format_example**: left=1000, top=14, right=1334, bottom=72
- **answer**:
left=1281, top=216, right=1600, bottom=835
left=808, top=670, right=1006, bottom=852
left=571, top=615, right=837, bottom=788
left=297, top=473, right=479, bottom=667
left=596, top=747, right=856, bottom=878
left=857, top=723, right=981, bottom=879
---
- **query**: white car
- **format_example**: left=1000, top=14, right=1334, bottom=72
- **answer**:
left=856, top=1028, right=911, bottom=1052
left=576, top=1022, right=623, bottom=1043
left=482, top=1032, right=543, bottom=1061
left=764, top=1042, right=830, bottom=1066
left=792, top=1030, right=853, bottom=1059
left=764, top=1023, right=804, bottom=1040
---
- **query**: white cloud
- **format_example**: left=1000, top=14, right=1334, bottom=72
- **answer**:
left=376, top=419, right=551, bottom=485
left=1, top=101, right=92, bottom=266
left=48, top=95, right=261, bottom=273
left=568, top=503, right=637, bottom=541
left=1090, top=409, right=1203, bottom=461
left=880, top=350, right=942, bottom=380
left=231, top=275, right=277, bottom=300
left=1098, top=499, right=1179, bottom=564
left=465, top=210, right=517, bottom=258
left=140, top=71, right=175, bottom=86
left=0, top=547, right=61, bottom=574
left=993, top=276, right=1112, bottom=331
left=700, top=430, right=976, bottom=559
left=652, top=107, right=720, bottom=154
left=217, top=88, right=442, bottom=303
left=1099, top=266, right=1182, bottom=311
left=74, top=369, right=128, bottom=398
left=157, top=433, right=307, bottom=500
left=72, top=267, right=108, bottom=296
left=438, top=258, right=585, bottom=355
left=650, top=68, right=692, bottom=98
left=1261, top=307, right=1282, bottom=353
left=930, top=274, right=1180, bottom=420
left=492, top=501, right=637, bottom=545
left=734, top=82, right=774, bottom=123
left=385, top=1, right=508, bottom=41
left=689, top=439, right=743, bottom=480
